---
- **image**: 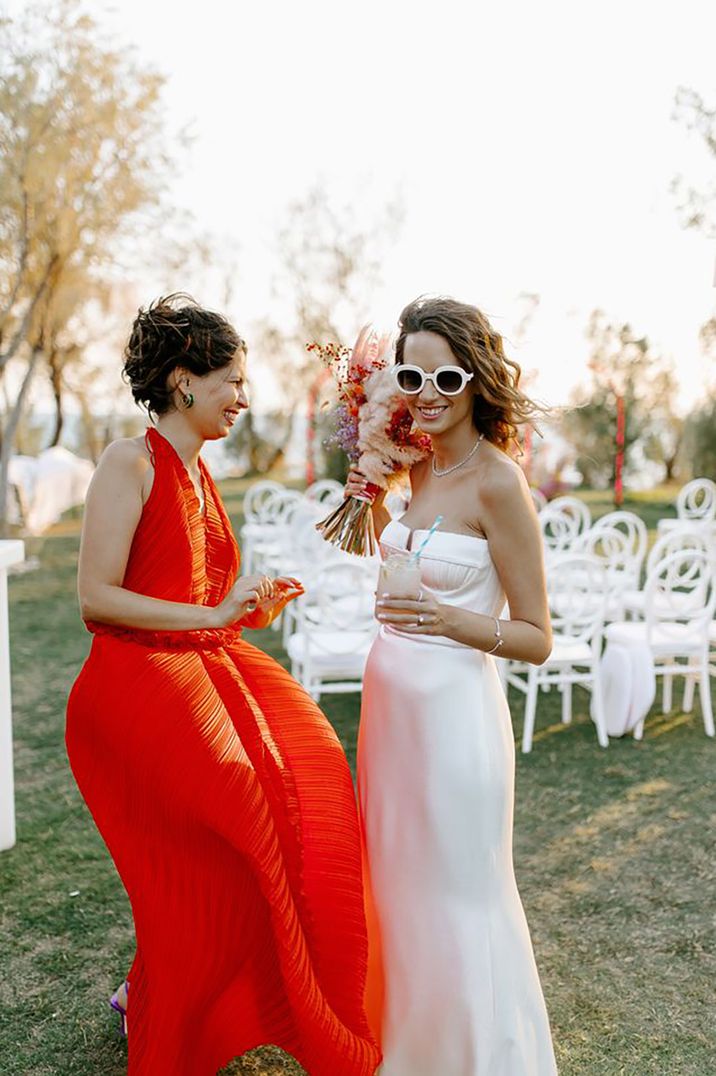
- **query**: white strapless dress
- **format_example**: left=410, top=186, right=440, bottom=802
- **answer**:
left=357, top=519, right=557, bottom=1076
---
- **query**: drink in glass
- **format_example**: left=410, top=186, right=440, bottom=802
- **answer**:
left=377, top=551, right=423, bottom=617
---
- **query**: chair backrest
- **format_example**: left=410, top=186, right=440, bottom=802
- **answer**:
left=264, top=488, right=303, bottom=527
left=305, top=479, right=344, bottom=507
left=579, top=524, right=634, bottom=576
left=547, top=495, right=591, bottom=535
left=676, top=478, right=716, bottom=522
left=644, top=548, right=716, bottom=638
left=242, top=480, right=284, bottom=524
left=539, top=506, right=583, bottom=559
left=645, top=527, right=710, bottom=579
left=589, top=510, right=648, bottom=576
left=296, top=561, right=377, bottom=651
left=279, top=498, right=326, bottom=563
left=546, top=554, right=607, bottom=647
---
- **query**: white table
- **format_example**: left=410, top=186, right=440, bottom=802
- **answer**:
left=1, top=540, right=24, bottom=851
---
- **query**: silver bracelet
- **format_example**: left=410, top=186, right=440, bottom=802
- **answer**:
left=485, top=616, right=504, bottom=655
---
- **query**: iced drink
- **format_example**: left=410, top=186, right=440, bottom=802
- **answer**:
left=378, top=551, right=423, bottom=614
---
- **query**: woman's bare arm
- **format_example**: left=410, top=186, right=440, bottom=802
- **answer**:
left=443, top=463, right=552, bottom=663
left=77, top=440, right=263, bottom=630
left=377, top=458, right=552, bottom=665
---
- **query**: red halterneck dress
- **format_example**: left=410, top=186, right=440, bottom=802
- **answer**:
left=66, top=427, right=380, bottom=1076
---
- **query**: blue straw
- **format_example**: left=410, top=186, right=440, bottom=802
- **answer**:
left=410, top=514, right=444, bottom=562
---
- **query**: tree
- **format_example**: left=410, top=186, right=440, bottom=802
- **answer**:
left=560, top=311, right=683, bottom=489
left=682, top=397, right=716, bottom=479
left=672, top=87, right=716, bottom=239
left=0, top=0, right=178, bottom=531
left=671, top=86, right=716, bottom=478
left=238, top=183, right=403, bottom=477
left=256, top=183, right=403, bottom=399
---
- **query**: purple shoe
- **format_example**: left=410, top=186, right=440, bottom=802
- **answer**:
left=109, top=979, right=129, bottom=1037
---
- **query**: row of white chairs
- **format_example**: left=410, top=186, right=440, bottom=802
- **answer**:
left=240, top=478, right=345, bottom=576
left=539, top=479, right=716, bottom=565
left=239, top=479, right=382, bottom=699
left=239, top=479, right=716, bottom=738
left=508, top=537, right=716, bottom=753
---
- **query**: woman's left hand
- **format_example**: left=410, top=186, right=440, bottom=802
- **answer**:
left=375, top=589, right=449, bottom=636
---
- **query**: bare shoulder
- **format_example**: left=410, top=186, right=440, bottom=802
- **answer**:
left=477, top=445, right=530, bottom=506
left=93, top=436, right=151, bottom=489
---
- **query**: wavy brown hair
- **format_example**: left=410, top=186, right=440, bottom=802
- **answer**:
left=395, top=296, right=542, bottom=449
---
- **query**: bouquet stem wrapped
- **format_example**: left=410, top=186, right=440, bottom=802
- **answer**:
left=315, top=482, right=382, bottom=556
left=308, top=327, right=432, bottom=557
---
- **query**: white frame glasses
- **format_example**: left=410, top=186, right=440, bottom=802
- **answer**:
left=393, top=364, right=474, bottom=397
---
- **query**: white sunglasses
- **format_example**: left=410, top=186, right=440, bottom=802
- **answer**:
left=393, top=364, right=474, bottom=397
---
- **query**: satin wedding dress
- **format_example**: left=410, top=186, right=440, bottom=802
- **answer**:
left=358, top=519, right=557, bottom=1076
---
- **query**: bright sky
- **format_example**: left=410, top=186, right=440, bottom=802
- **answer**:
left=75, top=1, right=716, bottom=410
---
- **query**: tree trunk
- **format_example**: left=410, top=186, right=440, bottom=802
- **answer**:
left=0, top=257, right=58, bottom=373
left=0, top=347, right=42, bottom=536
left=48, top=350, right=64, bottom=448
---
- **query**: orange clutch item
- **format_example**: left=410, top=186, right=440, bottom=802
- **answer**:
left=242, top=577, right=305, bottom=630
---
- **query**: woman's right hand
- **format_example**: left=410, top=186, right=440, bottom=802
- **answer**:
left=345, top=467, right=385, bottom=506
left=212, top=574, right=275, bottom=627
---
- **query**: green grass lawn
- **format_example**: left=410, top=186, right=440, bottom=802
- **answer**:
left=1, top=485, right=714, bottom=1075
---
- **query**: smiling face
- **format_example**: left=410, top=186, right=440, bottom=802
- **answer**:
left=401, top=331, right=476, bottom=437
left=176, top=346, right=249, bottom=440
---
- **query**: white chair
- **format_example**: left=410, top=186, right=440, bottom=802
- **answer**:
left=278, top=501, right=347, bottom=644
left=577, top=523, right=642, bottom=620
left=589, top=511, right=647, bottom=582
left=250, top=489, right=304, bottom=576
left=657, top=478, right=716, bottom=539
left=621, top=528, right=709, bottom=620
left=606, top=549, right=716, bottom=738
left=547, top=495, right=591, bottom=537
left=240, top=480, right=284, bottom=574
left=508, top=555, right=609, bottom=753
left=676, top=478, right=716, bottom=522
left=538, top=505, right=583, bottom=562
left=683, top=619, right=716, bottom=715
left=305, top=479, right=344, bottom=508
left=287, top=561, right=378, bottom=700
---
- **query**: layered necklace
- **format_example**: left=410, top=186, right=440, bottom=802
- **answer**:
left=432, top=434, right=485, bottom=477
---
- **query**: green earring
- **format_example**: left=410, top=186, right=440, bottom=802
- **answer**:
left=182, top=391, right=194, bottom=409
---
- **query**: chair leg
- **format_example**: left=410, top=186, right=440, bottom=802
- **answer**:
left=591, top=666, right=609, bottom=748
left=698, top=665, right=715, bottom=737
left=522, top=669, right=539, bottom=754
left=683, top=663, right=696, bottom=713
left=662, top=668, right=673, bottom=713
left=561, top=676, right=572, bottom=724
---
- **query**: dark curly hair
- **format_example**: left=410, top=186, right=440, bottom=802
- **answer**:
left=122, top=293, right=246, bottom=417
left=395, top=296, right=542, bottom=449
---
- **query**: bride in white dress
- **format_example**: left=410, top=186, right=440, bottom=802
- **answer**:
left=348, top=297, right=558, bottom=1076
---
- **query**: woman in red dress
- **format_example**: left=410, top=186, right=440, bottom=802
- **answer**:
left=66, top=294, right=380, bottom=1076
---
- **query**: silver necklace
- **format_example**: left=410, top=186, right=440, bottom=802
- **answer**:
left=432, top=434, right=484, bottom=477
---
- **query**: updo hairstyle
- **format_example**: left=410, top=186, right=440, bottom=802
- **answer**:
left=123, top=293, right=245, bottom=416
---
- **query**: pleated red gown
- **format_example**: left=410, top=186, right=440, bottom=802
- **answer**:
left=66, top=427, right=381, bottom=1076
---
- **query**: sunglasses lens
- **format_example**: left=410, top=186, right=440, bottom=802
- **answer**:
left=436, top=369, right=466, bottom=394
left=396, top=367, right=424, bottom=393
